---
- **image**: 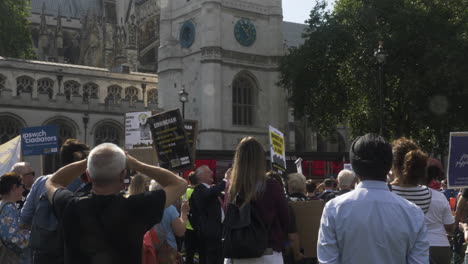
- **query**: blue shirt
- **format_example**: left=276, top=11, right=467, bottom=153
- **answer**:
left=20, top=175, right=50, bottom=226
left=318, top=180, right=429, bottom=264
left=153, top=205, right=179, bottom=250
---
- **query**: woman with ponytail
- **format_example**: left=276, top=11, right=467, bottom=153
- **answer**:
left=223, top=137, right=289, bottom=264
left=390, top=138, right=431, bottom=213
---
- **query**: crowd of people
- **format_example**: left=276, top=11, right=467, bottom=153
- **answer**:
left=0, top=134, right=466, bottom=264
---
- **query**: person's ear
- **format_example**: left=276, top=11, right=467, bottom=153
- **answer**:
left=86, top=170, right=93, bottom=183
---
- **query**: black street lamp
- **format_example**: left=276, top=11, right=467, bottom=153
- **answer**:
left=178, top=86, right=188, bottom=118
left=56, top=69, right=63, bottom=95
left=141, top=78, right=147, bottom=105
left=374, top=40, right=387, bottom=136
left=83, top=113, right=89, bottom=144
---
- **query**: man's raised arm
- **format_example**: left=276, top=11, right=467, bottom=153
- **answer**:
left=127, top=155, right=187, bottom=208
left=45, top=159, right=87, bottom=203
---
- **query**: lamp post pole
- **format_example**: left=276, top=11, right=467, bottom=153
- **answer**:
left=83, top=113, right=89, bottom=144
left=374, top=41, right=387, bottom=136
left=178, top=86, right=188, bottom=119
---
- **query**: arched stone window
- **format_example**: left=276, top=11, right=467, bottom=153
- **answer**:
left=94, top=121, right=122, bottom=146
left=106, top=85, right=122, bottom=104
left=232, top=73, right=256, bottom=126
left=83, top=82, right=99, bottom=103
left=317, top=131, right=346, bottom=152
left=0, top=115, right=24, bottom=144
left=64, top=80, right=81, bottom=101
left=147, top=89, right=158, bottom=104
left=43, top=119, right=77, bottom=174
left=125, top=86, right=139, bottom=106
left=0, top=75, right=6, bottom=93
left=16, top=75, right=34, bottom=96
left=37, top=78, right=54, bottom=99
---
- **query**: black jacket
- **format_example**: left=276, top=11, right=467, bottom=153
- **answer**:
left=189, top=180, right=227, bottom=239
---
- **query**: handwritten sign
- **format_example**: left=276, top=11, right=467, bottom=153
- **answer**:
left=447, top=132, right=468, bottom=188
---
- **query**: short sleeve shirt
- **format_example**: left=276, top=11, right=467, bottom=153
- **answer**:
left=52, top=188, right=166, bottom=264
left=154, top=205, right=179, bottom=250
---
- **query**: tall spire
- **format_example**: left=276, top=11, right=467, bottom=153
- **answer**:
left=56, top=4, right=62, bottom=34
left=40, top=2, right=47, bottom=34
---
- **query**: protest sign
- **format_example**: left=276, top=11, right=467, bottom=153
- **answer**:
left=148, top=109, right=193, bottom=172
left=21, top=126, right=58, bottom=156
left=125, top=111, right=153, bottom=149
left=269, top=125, right=286, bottom=174
left=343, top=163, right=353, bottom=171
left=447, top=132, right=468, bottom=188
left=289, top=200, right=325, bottom=258
left=0, top=136, right=21, bottom=175
left=125, top=111, right=158, bottom=165
left=184, top=120, right=199, bottom=161
left=295, top=158, right=303, bottom=174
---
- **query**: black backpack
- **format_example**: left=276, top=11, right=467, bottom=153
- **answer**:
left=222, top=201, right=268, bottom=259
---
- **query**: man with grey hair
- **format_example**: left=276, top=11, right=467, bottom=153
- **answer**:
left=336, top=169, right=355, bottom=194
left=45, top=143, right=187, bottom=264
left=190, top=165, right=229, bottom=264
left=11, top=161, right=35, bottom=209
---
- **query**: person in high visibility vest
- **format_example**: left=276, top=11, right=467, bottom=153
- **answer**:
left=184, top=171, right=199, bottom=264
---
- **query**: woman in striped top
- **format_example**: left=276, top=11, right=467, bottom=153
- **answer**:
left=390, top=138, right=431, bottom=214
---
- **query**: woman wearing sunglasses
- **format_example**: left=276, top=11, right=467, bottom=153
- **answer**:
left=0, top=172, right=30, bottom=264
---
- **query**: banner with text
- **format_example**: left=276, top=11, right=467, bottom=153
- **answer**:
left=184, top=120, right=199, bottom=162
left=148, top=109, right=194, bottom=172
left=0, top=136, right=21, bottom=175
left=125, top=111, right=153, bottom=149
left=21, top=126, right=58, bottom=156
left=269, top=125, right=286, bottom=174
left=447, top=132, right=468, bottom=188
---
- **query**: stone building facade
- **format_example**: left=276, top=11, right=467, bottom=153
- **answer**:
left=0, top=57, right=158, bottom=174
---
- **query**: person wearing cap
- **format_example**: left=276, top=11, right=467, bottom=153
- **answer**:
left=317, top=134, right=429, bottom=264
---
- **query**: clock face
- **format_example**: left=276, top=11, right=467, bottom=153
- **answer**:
left=180, top=21, right=195, bottom=48
left=234, top=19, right=256, bottom=47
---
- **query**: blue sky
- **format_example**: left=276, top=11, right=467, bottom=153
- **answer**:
left=283, top=0, right=334, bottom=24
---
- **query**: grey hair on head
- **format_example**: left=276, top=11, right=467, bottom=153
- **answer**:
left=87, top=143, right=126, bottom=185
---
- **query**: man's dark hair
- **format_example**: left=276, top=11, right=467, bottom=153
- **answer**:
left=323, top=178, right=335, bottom=188
left=350, top=134, right=392, bottom=181
left=60, top=139, right=90, bottom=166
left=306, top=180, right=316, bottom=193
left=427, top=164, right=442, bottom=184
left=188, top=171, right=198, bottom=185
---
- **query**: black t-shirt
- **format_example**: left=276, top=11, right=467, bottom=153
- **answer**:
left=52, top=188, right=166, bottom=264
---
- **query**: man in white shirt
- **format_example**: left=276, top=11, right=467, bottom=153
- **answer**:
left=317, top=134, right=429, bottom=264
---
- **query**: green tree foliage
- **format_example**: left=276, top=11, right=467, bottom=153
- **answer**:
left=279, top=0, right=468, bottom=157
left=0, top=0, right=34, bottom=59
